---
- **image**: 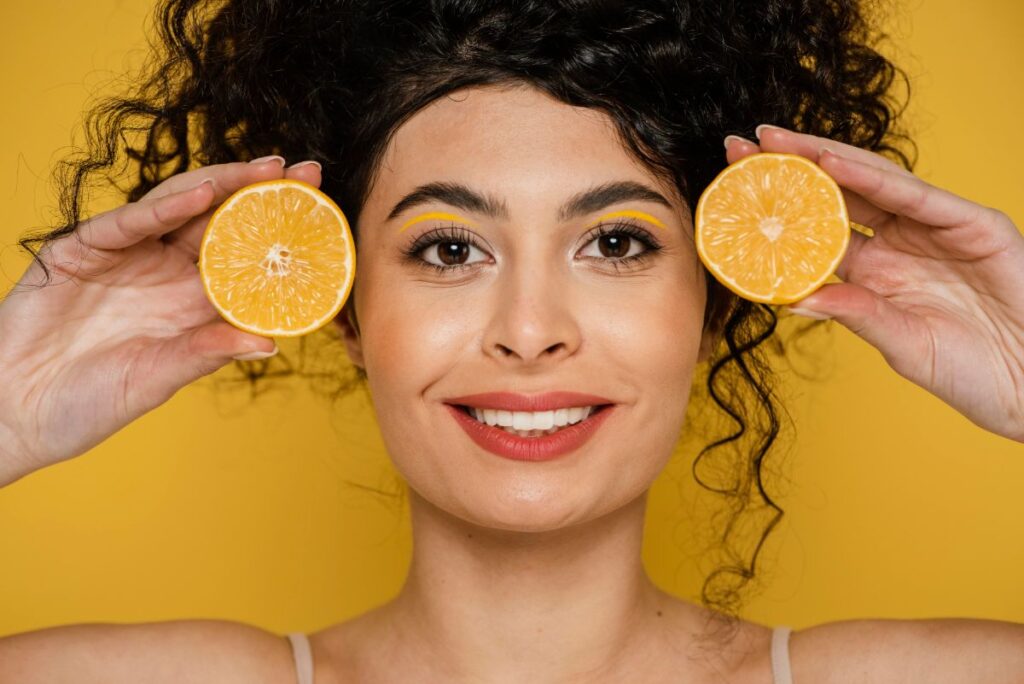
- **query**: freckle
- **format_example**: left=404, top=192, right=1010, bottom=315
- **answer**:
left=657, top=610, right=663, bottom=617
left=467, top=533, right=473, bottom=538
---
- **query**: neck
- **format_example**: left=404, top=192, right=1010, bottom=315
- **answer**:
left=362, top=487, right=705, bottom=682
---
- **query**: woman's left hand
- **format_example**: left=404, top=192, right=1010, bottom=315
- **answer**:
left=725, top=124, right=1024, bottom=443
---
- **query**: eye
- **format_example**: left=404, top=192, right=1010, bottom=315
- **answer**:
left=402, top=225, right=489, bottom=274
left=576, top=222, right=663, bottom=269
left=401, top=220, right=664, bottom=275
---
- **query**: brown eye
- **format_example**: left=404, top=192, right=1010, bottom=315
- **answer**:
left=412, top=233, right=487, bottom=270
left=596, top=234, right=630, bottom=258
left=435, top=241, right=470, bottom=265
left=579, top=229, right=649, bottom=261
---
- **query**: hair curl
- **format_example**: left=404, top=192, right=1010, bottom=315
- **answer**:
left=18, top=0, right=915, bottom=639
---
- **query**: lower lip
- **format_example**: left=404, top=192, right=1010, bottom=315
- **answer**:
left=444, top=404, right=616, bottom=462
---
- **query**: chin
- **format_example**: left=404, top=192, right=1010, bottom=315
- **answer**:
left=416, top=476, right=634, bottom=536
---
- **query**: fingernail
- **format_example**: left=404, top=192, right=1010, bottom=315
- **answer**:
left=287, top=160, right=322, bottom=171
left=232, top=344, right=279, bottom=361
left=249, top=155, right=286, bottom=166
left=724, top=134, right=755, bottom=150
left=193, top=178, right=215, bottom=190
left=783, top=306, right=832, bottom=320
left=755, top=124, right=784, bottom=140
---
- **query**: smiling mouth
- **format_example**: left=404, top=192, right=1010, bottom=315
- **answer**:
left=453, top=404, right=614, bottom=438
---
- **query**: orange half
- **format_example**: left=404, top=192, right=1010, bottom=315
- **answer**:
left=199, top=179, right=356, bottom=337
left=695, top=153, right=850, bottom=305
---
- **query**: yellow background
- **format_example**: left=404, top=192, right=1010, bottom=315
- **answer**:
left=1, top=1, right=1021, bottom=637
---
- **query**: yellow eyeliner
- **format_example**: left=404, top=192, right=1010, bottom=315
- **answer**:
left=399, top=212, right=477, bottom=232
left=586, top=210, right=667, bottom=230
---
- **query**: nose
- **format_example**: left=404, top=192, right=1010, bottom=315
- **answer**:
left=481, top=263, right=582, bottom=365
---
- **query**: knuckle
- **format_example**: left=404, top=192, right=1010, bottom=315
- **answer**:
left=150, top=193, right=182, bottom=227
left=863, top=167, right=887, bottom=196
left=40, top=234, right=113, bottom=281
left=901, top=183, right=930, bottom=216
left=112, top=204, right=137, bottom=241
left=985, top=206, right=1012, bottom=226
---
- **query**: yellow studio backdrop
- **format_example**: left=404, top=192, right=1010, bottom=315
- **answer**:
left=1, top=0, right=1022, bottom=637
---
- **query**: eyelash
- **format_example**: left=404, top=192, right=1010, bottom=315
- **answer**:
left=401, top=220, right=664, bottom=275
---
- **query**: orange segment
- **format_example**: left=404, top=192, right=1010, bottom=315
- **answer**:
left=695, top=152, right=850, bottom=305
left=199, top=179, right=356, bottom=337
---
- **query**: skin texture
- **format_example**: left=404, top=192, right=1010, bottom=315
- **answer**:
left=330, top=83, right=746, bottom=682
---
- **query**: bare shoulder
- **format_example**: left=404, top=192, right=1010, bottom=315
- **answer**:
left=792, top=617, right=1024, bottom=684
left=0, top=619, right=295, bottom=683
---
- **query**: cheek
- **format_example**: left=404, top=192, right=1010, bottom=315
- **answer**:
left=360, top=260, right=706, bottom=391
left=358, top=284, right=481, bottom=408
left=587, top=267, right=706, bottom=370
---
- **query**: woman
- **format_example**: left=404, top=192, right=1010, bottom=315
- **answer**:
left=1, top=0, right=1022, bottom=682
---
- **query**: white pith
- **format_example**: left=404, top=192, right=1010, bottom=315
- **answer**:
left=468, top=406, right=597, bottom=431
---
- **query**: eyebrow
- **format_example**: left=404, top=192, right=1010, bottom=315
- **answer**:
left=386, top=180, right=674, bottom=224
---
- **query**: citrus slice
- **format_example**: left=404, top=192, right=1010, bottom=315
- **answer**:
left=694, top=152, right=850, bottom=305
left=199, top=178, right=356, bottom=337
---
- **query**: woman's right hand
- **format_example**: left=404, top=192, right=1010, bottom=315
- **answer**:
left=0, top=157, right=322, bottom=486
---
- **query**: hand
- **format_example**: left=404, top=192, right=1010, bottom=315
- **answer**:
left=0, top=157, right=322, bottom=484
left=724, top=125, right=1024, bottom=443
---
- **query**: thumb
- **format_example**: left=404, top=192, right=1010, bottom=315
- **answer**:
left=118, top=320, right=278, bottom=420
left=783, top=282, right=913, bottom=355
left=163, top=320, right=278, bottom=386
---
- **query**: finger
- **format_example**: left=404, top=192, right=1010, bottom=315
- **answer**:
left=721, top=135, right=881, bottom=279
left=282, top=160, right=323, bottom=187
left=182, top=319, right=277, bottom=361
left=831, top=228, right=870, bottom=282
left=724, top=133, right=895, bottom=231
left=160, top=160, right=325, bottom=260
left=841, top=186, right=892, bottom=231
left=818, top=148, right=984, bottom=229
left=67, top=159, right=293, bottom=254
left=724, top=135, right=761, bottom=163
left=140, top=156, right=288, bottom=202
left=756, top=124, right=914, bottom=177
left=75, top=179, right=217, bottom=251
left=144, top=320, right=279, bottom=402
left=782, top=281, right=914, bottom=354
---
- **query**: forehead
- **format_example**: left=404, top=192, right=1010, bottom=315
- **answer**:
left=365, top=84, right=683, bottom=216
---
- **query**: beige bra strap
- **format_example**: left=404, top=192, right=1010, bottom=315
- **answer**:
left=286, top=632, right=315, bottom=684
left=771, top=626, right=794, bottom=684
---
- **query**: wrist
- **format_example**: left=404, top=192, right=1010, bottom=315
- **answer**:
left=0, top=418, right=38, bottom=488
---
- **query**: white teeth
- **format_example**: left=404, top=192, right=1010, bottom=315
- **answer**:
left=470, top=406, right=597, bottom=430
left=512, top=411, right=541, bottom=430
left=533, top=412, right=555, bottom=430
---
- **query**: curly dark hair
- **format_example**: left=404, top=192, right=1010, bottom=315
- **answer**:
left=18, top=0, right=915, bottom=636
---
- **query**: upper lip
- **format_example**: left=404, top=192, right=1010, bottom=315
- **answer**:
left=444, top=391, right=615, bottom=412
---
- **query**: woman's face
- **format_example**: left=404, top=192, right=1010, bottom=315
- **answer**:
left=340, top=84, right=710, bottom=532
